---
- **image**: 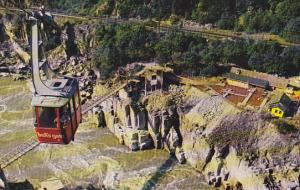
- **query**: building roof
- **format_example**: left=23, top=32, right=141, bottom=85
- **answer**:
left=230, top=67, right=288, bottom=88
left=135, top=65, right=173, bottom=77
left=224, top=73, right=269, bottom=88
left=44, top=77, right=78, bottom=97
left=31, top=95, right=69, bottom=107
left=288, top=77, right=300, bottom=89
left=269, top=92, right=291, bottom=105
left=268, top=92, right=291, bottom=112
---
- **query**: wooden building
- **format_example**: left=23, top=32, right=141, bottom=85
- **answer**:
left=268, top=92, right=292, bottom=118
left=135, top=65, right=176, bottom=96
left=287, top=78, right=300, bottom=100
left=230, top=67, right=288, bottom=89
left=224, top=73, right=269, bottom=89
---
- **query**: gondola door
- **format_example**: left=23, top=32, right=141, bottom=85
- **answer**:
left=74, top=90, right=82, bottom=125
left=68, top=98, right=77, bottom=139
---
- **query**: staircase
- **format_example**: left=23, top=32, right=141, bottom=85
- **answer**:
left=0, top=137, right=40, bottom=169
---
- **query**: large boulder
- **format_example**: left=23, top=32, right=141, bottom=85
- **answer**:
left=0, top=169, right=6, bottom=190
left=182, top=136, right=213, bottom=170
left=47, top=45, right=68, bottom=69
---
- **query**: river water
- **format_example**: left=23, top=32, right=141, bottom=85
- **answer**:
left=0, top=77, right=209, bottom=189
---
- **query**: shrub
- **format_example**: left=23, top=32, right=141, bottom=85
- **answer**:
left=273, top=120, right=298, bottom=134
left=199, top=64, right=218, bottom=77
left=282, top=17, right=300, bottom=43
left=217, top=17, right=235, bottom=30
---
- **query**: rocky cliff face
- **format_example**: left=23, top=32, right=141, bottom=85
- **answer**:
left=0, top=11, right=94, bottom=72
left=177, top=85, right=300, bottom=189
left=0, top=12, right=100, bottom=106
left=100, top=96, right=153, bottom=151
left=0, top=169, right=6, bottom=190
left=97, top=82, right=300, bottom=189
left=1, top=9, right=300, bottom=189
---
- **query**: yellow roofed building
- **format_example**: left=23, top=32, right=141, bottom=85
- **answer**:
left=268, top=92, right=292, bottom=118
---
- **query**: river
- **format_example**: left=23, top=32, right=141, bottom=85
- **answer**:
left=0, top=77, right=209, bottom=190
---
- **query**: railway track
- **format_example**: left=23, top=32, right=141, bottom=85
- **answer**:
left=0, top=82, right=127, bottom=169
left=0, top=6, right=242, bottom=42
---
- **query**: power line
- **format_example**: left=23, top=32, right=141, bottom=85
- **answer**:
left=0, top=0, right=60, bottom=31
left=0, top=0, right=36, bottom=19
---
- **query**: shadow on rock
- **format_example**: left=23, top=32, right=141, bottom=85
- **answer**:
left=73, top=184, right=106, bottom=190
left=142, top=155, right=177, bottom=190
left=7, top=179, right=34, bottom=190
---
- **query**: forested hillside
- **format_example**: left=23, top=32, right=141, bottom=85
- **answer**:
left=90, top=24, right=300, bottom=78
left=1, top=0, right=300, bottom=78
left=6, top=0, right=299, bottom=42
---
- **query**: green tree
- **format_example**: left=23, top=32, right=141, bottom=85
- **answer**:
left=282, top=17, right=300, bottom=43
left=199, top=64, right=218, bottom=77
left=154, top=38, right=173, bottom=63
left=114, top=24, right=155, bottom=63
left=200, top=42, right=223, bottom=64
left=247, top=41, right=286, bottom=75
left=280, top=46, right=300, bottom=76
left=216, top=17, right=235, bottom=30
left=221, top=40, right=248, bottom=67
left=275, top=0, right=300, bottom=23
left=247, top=41, right=282, bottom=57
left=91, top=42, right=120, bottom=79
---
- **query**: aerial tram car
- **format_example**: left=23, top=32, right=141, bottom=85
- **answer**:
left=29, top=10, right=82, bottom=144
